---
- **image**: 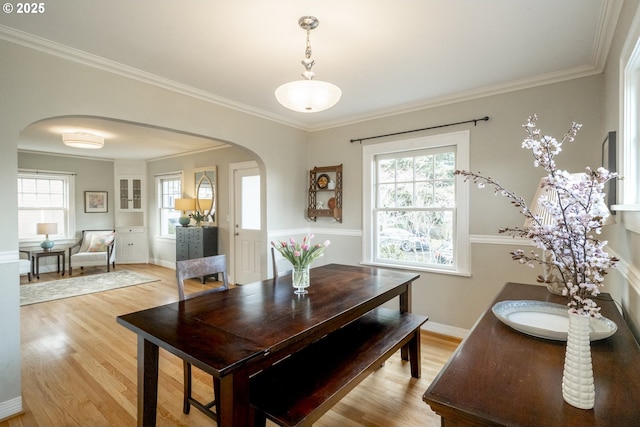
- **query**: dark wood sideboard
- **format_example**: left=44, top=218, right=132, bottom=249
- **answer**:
left=423, top=282, right=640, bottom=426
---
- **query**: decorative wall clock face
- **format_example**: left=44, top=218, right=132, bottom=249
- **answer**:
left=317, top=173, right=330, bottom=189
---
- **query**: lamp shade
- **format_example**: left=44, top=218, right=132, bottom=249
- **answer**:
left=525, top=174, right=614, bottom=295
left=36, top=223, right=58, bottom=236
left=275, top=80, right=342, bottom=113
left=62, top=133, right=104, bottom=149
left=174, top=198, right=196, bottom=212
left=36, top=222, right=57, bottom=250
left=525, top=174, right=614, bottom=228
left=197, top=198, right=213, bottom=211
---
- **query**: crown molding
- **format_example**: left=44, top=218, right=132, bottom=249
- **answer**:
left=0, top=25, right=309, bottom=131
left=0, top=0, right=622, bottom=134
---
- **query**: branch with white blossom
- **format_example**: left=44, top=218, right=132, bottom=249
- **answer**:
left=456, top=116, right=618, bottom=317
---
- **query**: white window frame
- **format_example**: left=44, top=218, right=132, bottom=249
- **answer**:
left=156, top=172, right=183, bottom=238
left=611, top=6, right=640, bottom=233
left=362, top=131, right=470, bottom=275
left=18, top=170, right=76, bottom=242
left=621, top=8, right=640, bottom=207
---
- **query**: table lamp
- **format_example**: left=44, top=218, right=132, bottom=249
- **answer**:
left=174, top=198, right=196, bottom=227
left=36, top=222, right=58, bottom=250
left=525, top=174, right=614, bottom=294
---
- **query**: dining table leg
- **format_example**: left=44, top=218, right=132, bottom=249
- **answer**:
left=137, top=336, right=159, bottom=427
left=400, top=283, right=412, bottom=360
left=217, top=368, right=252, bottom=427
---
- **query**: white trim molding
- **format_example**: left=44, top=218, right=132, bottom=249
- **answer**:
left=470, top=235, right=532, bottom=246
left=422, top=321, right=468, bottom=340
left=0, top=396, right=23, bottom=422
left=0, top=250, right=20, bottom=264
left=607, top=246, right=640, bottom=297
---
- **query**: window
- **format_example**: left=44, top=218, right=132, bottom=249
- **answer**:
left=241, top=175, right=261, bottom=230
left=157, top=173, right=182, bottom=237
left=362, top=131, right=469, bottom=275
left=18, top=171, right=75, bottom=241
left=622, top=11, right=640, bottom=206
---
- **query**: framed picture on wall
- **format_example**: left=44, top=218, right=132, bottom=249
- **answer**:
left=85, top=191, right=108, bottom=213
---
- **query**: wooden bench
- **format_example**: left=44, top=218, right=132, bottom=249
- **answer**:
left=250, top=307, right=428, bottom=427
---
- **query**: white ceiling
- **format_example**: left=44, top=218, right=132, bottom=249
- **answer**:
left=1, top=0, right=621, bottom=160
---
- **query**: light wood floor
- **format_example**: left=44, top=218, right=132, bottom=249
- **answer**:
left=5, top=264, right=460, bottom=427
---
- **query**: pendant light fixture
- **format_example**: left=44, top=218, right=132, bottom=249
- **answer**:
left=275, top=16, right=342, bottom=113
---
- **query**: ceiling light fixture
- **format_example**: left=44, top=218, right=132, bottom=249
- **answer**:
left=62, top=132, right=104, bottom=149
left=275, top=16, right=342, bottom=113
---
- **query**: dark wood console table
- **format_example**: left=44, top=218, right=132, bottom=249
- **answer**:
left=423, top=282, right=640, bottom=426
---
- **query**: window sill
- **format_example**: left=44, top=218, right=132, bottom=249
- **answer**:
left=611, top=204, right=640, bottom=212
left=359, top=261, right=471, bottom=277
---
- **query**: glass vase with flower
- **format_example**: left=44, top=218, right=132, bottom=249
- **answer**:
left=189, top=210, right=209, bottom=227
left=271, top=234, right=330, bottom=294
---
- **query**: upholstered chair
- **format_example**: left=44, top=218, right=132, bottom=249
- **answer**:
left=19, top=250, right=31, bottom=281
left=68, top=230, right=116, bottom=275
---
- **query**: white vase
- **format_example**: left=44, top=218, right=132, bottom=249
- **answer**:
left=562, top=311, right=595, bottom=409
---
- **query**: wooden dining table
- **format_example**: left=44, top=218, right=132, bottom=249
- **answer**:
left=116, top=263, right=420, bottom=427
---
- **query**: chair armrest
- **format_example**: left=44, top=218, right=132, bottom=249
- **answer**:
left=68, top=239, right=83, bottom=256
left=19, top=249, right=31, bottom=259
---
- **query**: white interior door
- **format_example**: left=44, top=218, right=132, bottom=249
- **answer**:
left=232, top=165, right=262, bottom=284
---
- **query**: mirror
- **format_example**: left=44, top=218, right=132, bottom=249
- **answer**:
left=195, top=167, right=216, bottom=223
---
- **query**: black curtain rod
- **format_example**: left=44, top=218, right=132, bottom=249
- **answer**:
left=350, top=115, right=490, bottom=144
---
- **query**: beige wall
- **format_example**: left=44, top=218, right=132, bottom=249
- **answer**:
left=146, top=145, right=258, bottom=267
left=18, top=152, right=116, bottom=233
left=308, top=74, right=606, bottom=334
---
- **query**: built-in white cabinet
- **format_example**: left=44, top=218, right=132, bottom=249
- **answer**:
left=118, top=175, right=144, bottom=211
left=114, top=160, right=148, bottom=264
left=116, top=226, right=149, bottom=264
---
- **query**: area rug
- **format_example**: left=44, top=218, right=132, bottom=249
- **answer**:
left=20, top=270, right=160, bottom=306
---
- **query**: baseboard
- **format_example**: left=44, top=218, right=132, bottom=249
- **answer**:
left=422, top=321, right=468, bottom=340
left=0, top=396, right=22, bottom=422
left=149, top=258, right=174, bottom=269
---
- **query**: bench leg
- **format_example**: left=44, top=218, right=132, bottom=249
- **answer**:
left=408, top=330, right=421, bottom=378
